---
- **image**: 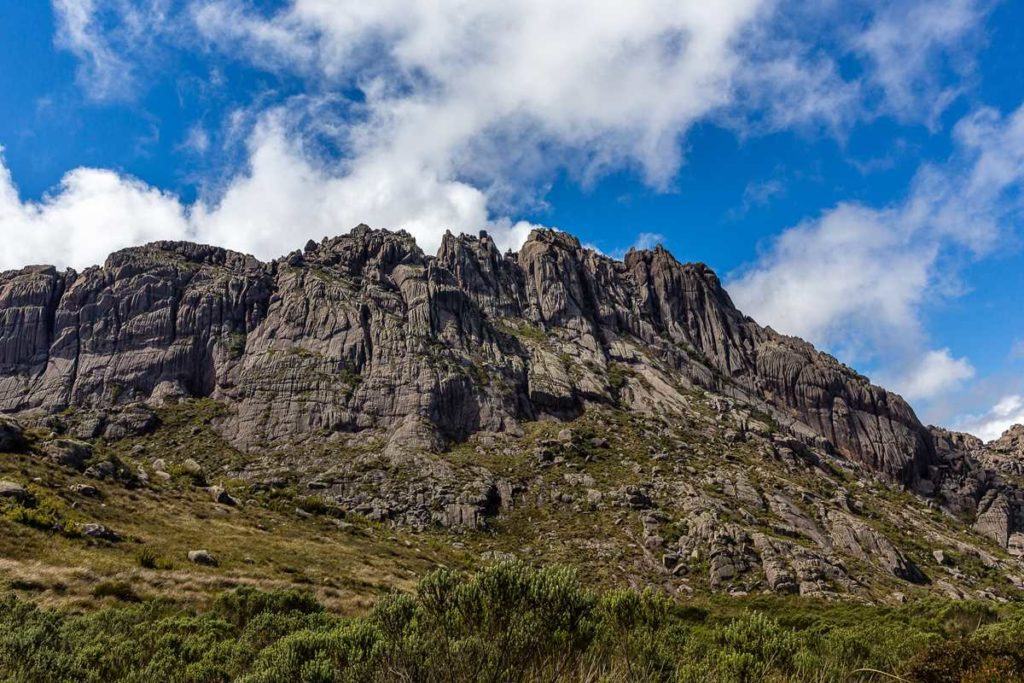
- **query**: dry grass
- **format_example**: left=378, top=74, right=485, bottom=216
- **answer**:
left=0, top=444, right=465, bottom=613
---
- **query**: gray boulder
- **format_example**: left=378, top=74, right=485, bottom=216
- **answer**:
left=43, top=439, right=93, bottom=470
left=207, top=485, right=238, bottom=506
left=187, top=549, right=218, bottom=566
left=80, top=523, right=120, bottom=541
left=0, top=480, right=29, bottom=504
left=70, top=483, right=101, bottom=497
left=0, top=416, right=26, bottom=452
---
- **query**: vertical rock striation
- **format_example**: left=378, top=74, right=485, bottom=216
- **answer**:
left=0, top=225, right=1020, bottom=546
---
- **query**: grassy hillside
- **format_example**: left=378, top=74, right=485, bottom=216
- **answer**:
left=3, top=399, right=1024, bottom=680
left=0, top=402, right=467, bottom=612
left=0, top=397, right=1019, bottom=613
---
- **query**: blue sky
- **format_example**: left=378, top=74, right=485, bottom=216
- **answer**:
left=1, top=1, right=1024, bottom=437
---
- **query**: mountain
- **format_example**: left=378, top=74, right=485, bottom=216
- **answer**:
left=1, top=225, right=1023, bottom=602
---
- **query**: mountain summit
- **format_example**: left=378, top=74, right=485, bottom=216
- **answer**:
left=1, top=225, right=1022, bottom=598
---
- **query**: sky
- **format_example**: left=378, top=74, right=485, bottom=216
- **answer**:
left=1, top=1, right=1023, bottom=439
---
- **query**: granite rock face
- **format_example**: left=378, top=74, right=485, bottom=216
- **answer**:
left=983, top=424, right=1024, bottom=476
left=0, top=225, right=1020, bottom=547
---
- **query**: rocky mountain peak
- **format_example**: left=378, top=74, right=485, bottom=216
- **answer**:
left=1, top=224, right=1023, bottom=566
left=297, top=223, right=425, bottom=274
left=991, top=423, right=1024, bottom=452
left=980, top=424, right=1024, bottom=479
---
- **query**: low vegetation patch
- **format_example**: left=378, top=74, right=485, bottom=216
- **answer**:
left=0, top=483, right=80, bottom=537
left=1, top=561, right=1023, bottom=682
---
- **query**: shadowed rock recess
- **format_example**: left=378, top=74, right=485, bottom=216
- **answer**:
left=2, top=225, right=1024, bottom=596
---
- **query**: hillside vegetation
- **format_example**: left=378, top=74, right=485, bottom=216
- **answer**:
left=2, top=560, right=1023, bottom=682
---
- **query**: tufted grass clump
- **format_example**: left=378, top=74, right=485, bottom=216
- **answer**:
left=91, top=580, right=140, bottom=602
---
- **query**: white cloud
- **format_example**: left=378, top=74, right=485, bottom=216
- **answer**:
left=632, top=232, right=666, bottom=251
left=0, top=148, right=190, bottom=269
left=181, top=125, right=211, bottom=154
left=728, top=177, right=787, bottom=219
left=0, top=118, right=542, bottom=271
left=727, top=202, right=934, bottom=355
left=52, top=0, right=138, bottom=101
left=51, top=0, right=178, bottom=102
left=19, top=0, right=998, bottom=280
left=192, top=116, right=541, bottom=258
left=194, top=0, right=769, bottom=192
left=724, top=0, right=990, bottom=135
left=956, top=395, right=1024, bottom=442
left=729, top=103, right=1024, bottom=401
left=853, top=0, right=988, bottom=126
left=877, top=348, right=974, bottom=402
left=16, top=0, right=775, bottom=268
left=742, top=179, right=785, bottom=207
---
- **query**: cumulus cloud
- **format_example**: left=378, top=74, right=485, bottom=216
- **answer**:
left=22, top=0, right=777, bottom=268
left=193, top=116, right=541, bottom=258
left=0, top=119, right=540, bottom=271
left=17, top=0, right=996, bottom=276
left=877, top=348, right=975, bottom=402
left=728, top=202, right=934, bottom=353
left=0, top=148, right=190, bottom=269
left=729, top=103, right=1024, bottom=402
left=194, top=0, right=770, bottom=190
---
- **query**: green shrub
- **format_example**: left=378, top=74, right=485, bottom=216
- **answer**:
left=91, top=581, right=140, bottom=602
left=295, top=495, right=343, bottom=517
left=902, top=616, right=1024, bottom=682
left=2, top=484, right=80, bottom=536
left=214, top=585, right=323, bottom=627
left=0, top=561, right=1023, bottom=682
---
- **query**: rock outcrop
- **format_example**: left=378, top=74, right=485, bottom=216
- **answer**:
left=0, top=225, right=1021, bottom=550
left=983, top=424, right=1024, bottom=476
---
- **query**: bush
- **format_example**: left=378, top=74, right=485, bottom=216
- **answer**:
left=91, top=580, right=140, bottom=602
left=0, top=561, right=1023, bottom=681
left=1, top=483, right=79, bottom=536
left=295, top=495, right=344, bottom=517
left=903, top=616, right=1024, bottom=682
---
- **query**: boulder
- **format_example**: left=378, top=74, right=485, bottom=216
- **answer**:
left=207, top=485, right=238, bottom=506
left=0, top=480, right=30, bottom=504
left=0, top=416, right=27, bottom=452
left=187, top=549, right=218, bottom=566
left=438, top=503, right=485, bottom=530
left=1007, top=532, right=1024, bottom=558
left=84, top=461, right=116, bottom=480
left=181, top=458, right=203, bottom=476
left=80, top=523, right=120, bottom=541
left=70, top=483, right=101, bottom=498
left=103, top=406, right=158, bottom=440
left=43, top=439, right=93, bottom=470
